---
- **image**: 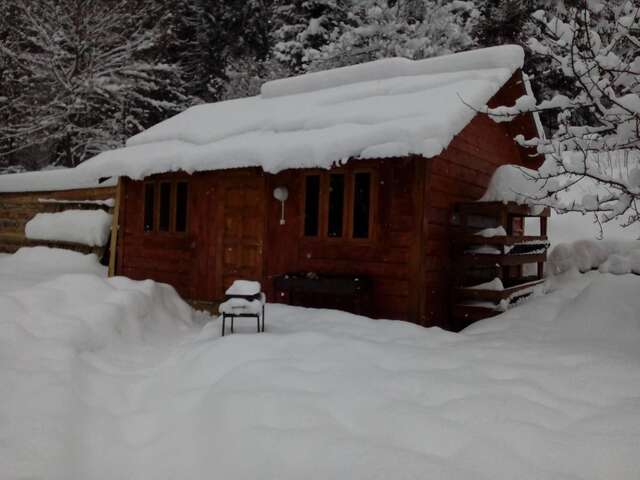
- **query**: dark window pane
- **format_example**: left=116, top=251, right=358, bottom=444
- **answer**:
left=175, top=182, right=188, bottom=232
left=353, top=172, right=371, bottom=238
left=159, top=182, right=172, bottom=232
left=144, top=183, right=155, bottom=232
left=327, top=174, right=344, bottom=237
left=304, top=175, right=320, bottom=236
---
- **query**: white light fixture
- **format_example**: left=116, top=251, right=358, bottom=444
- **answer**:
left=273, top=187, right=289, bottom=225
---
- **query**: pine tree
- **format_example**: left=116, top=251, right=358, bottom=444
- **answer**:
left=272, top=0, right=353, bottom=73
left=308, top=0, right=477, bottom=71
left=473, top=0, right=537, bottom=46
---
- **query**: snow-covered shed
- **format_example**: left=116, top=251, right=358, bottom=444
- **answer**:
left=78, top=45, right=544, bottom=329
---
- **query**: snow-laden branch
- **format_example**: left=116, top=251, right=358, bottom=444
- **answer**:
left=486, top=1, right=640, bottom=232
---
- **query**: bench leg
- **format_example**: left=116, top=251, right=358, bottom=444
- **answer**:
left=262, top=305, right=265, bottom=332
left=257, top=314, right=260, bottom=333
left=221, top=314, right=226, bottom=337
left=231, top=316, right=234, bottom=333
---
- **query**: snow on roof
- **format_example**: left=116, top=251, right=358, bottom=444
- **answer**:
left=72, top=45, right=524, bottom=180
left=0, top=168, right=116, bottom=193
left=479, top=164, right=546, bottom=204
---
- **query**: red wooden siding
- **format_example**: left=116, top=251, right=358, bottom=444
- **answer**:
left=420, top=71, right=545, bottom=329
left=117, top=169, right=265, bottom=302
left=263, top=158, right=419, bottom=320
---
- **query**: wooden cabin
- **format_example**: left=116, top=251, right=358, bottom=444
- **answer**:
left=79, top=46, right=546, bottom=330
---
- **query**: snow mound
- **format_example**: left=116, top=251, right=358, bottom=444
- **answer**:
left=479, top=164, right=546, bottom=203
left=76, top=46, right=524, bottom=180
left=25, top=209, right=113, bottom=247
left=548, top=239, right=640, bottom=275
left=3, top=247, right=640, bottom=479
left=6, top=274, right=192, bottom=350
left=0, top=246, right=104, bottom=275
left=0, top=252, right=194, bottom=479
left=467, top=270, right=640, bottom=356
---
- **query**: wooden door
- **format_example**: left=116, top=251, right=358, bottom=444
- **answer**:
left=217, top=172, right=265, bottom=297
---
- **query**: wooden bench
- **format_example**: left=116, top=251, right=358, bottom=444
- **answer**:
left=274, top=273, right=373, bottom=316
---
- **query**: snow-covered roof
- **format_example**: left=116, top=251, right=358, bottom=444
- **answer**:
left=77, top=46, right=524, bottom=180
left=4, top=45, right=526, bottom=187
left=0, top=168, right=116, bottom=193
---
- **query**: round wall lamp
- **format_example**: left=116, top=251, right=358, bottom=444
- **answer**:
left=273, top=187, right=289, bottom=225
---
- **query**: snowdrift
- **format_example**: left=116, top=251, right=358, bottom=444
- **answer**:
left=548, top=239, right=640, bottom=275
left=2, top=247, right=640, bottom=479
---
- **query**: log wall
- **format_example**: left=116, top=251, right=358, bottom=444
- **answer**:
left=0, top=186, right=116, bottom=256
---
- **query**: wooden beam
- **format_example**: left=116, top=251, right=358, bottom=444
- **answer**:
left=408, top=156, right=428, bottom=325
left=457, top=252, right=547, bottom=267
left=455, top=278, right=545, bottom=302
left=453, top=234, right=549, bottom=246
left=457, top=202, right=551, bottom=217
left=108, top=177, right=123, bottom=277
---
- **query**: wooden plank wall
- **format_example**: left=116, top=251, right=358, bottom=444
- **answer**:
left=118, top=173, right=202, bottom=300
left=0, top=186, right=116, bottom=256
left=264, top=158, right=418, bottom=320
left=117, top=169, right=267, bottom=302
left=120, top=161, right=419, bottom=322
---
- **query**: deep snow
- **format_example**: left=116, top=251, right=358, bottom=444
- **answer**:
left=1, top=248, right=639, bottom=480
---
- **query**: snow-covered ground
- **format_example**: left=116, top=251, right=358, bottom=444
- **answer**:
left=1, top=248, right=640, bottom=479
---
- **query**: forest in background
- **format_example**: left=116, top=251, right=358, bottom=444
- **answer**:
left=0, top=0, right=588, bottom=171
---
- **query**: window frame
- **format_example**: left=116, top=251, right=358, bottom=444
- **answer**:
left=143, top=179, right=190, bottom=235
left=301, top=169, right=376, bottom=242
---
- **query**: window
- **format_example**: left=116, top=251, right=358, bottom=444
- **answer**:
left=303, top=170, right=374, bottom=240
left=304, top=175, right=320, bottom=236
left=158, top=182, right=172, bottom=232
left=175, top=182, right=188, bottom=233
left=352, top=172, right=371, bottom=238
left=143, top=183, right=155, bottom=232
left=327, top=174, right=345, bottom=237
left=143, top=179, right=189, bottom=233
